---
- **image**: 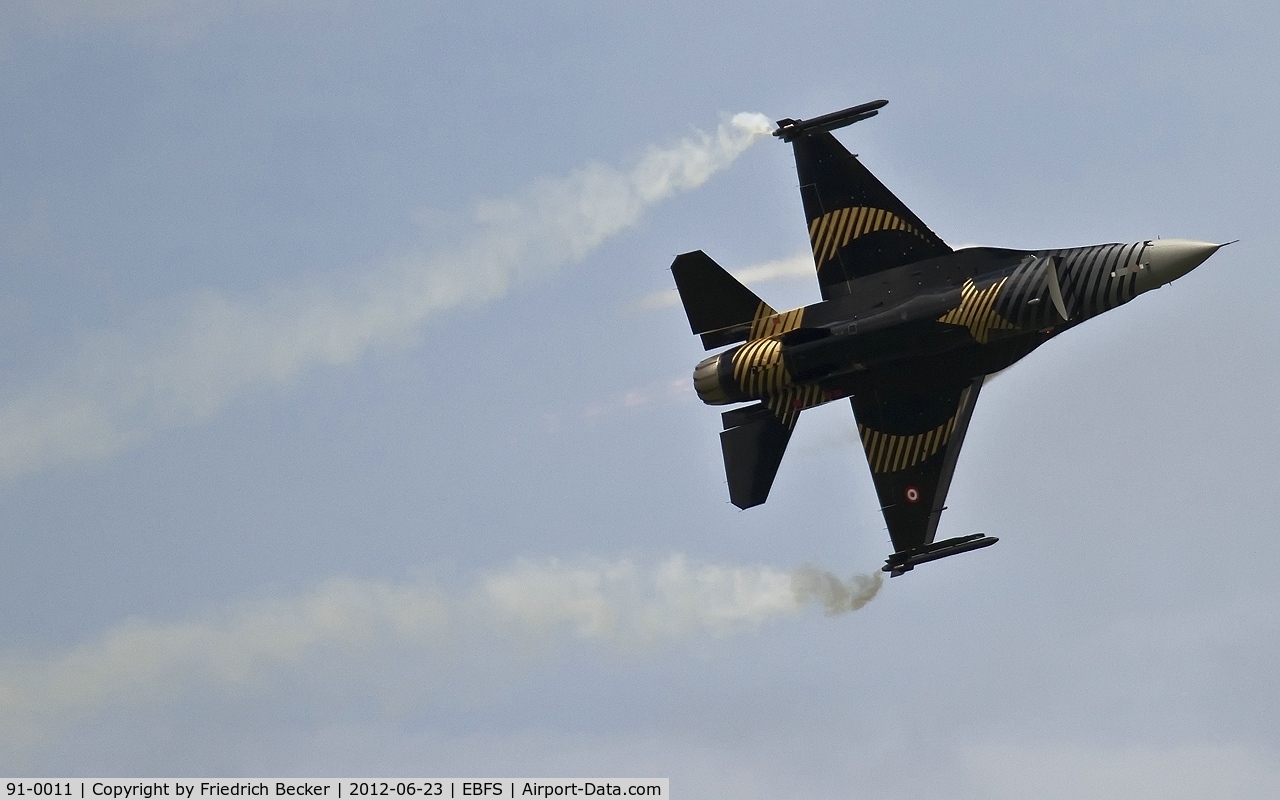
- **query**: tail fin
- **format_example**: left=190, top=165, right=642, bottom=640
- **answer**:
left=791, top=131, right=952, bottom=299
left=671, top=250, right=774, bottom=349
left=719, top=404, right=793, bottom=509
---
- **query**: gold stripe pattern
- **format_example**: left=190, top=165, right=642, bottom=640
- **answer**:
left=732, top=304, right=817, bottom=428
left=731, top=338, right=791, bottom=398
left=748, top=305, right=805, bottom=341
left=857, top=414, right=959, bottom=474
left=807, top=206, right=929, bottom=268
left=766, top=385, right=826, bottom=430
left=727, top=303, right=817, bottom=423
left=937, top=277, right=1016, bottom=344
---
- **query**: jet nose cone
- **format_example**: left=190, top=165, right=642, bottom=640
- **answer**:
left=1138, top=239, right=1222, bottom=290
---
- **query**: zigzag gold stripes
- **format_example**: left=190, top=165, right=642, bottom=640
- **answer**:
left=748, top=305, right=805, bottom=341
left=937, top=277, right=1016, bottom=344
left=731, top=338, right=790, bottom=398
left=807, top=206, right=929, bottom=268
left=766, top=384, right=826, bottom=430
left=858, top=414, right=959, bottom=474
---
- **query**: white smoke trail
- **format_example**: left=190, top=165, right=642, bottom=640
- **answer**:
left=0, top=113, right=774, bottom=480
left=0, top=555, right=880, bottom=747
left=791, top=566, right=883, bottom=615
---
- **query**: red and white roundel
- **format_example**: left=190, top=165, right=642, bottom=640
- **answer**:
left=904, top=486, right=921, bottom=503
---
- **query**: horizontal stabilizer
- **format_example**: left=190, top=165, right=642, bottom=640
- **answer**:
left=671, top=250, right=770, bottom=348
left=720, top=404, right=793, bottom=509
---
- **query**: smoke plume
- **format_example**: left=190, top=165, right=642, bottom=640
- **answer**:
left=0, top=113, right=773, bottom=480
left=791, top=566, right=883, bottom=615
left=0, top=554, right=880, bottom=747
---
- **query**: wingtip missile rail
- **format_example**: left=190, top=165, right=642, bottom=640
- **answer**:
left=883, top=534, right=1000, bottom=577
left=773, top=99, right=889, bottom=142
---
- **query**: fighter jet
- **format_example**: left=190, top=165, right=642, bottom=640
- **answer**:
left=671, top=100, right=1225, bottom=576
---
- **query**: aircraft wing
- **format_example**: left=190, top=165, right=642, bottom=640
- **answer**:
left=849, top=377, right=983, bottom=554
left=790, top=130, right=952, bottom=300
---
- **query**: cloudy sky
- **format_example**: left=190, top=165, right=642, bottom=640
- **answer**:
left=2, top=1, right=1279, bottom=795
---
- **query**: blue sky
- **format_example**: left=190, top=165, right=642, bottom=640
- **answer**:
left=2, top=1, right=1279, bottom=796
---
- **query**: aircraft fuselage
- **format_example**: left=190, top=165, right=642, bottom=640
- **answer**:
left=693, top=239, right=1219, bottom=413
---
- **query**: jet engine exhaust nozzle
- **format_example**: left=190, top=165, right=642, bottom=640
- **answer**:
left=693, top=353, right=734, bottom=405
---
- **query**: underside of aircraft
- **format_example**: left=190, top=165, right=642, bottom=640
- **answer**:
left=671, top=100, right=1224, bottom=575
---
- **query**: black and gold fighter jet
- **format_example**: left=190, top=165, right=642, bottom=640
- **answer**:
left=672, top=100, right=1225, bottom=576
